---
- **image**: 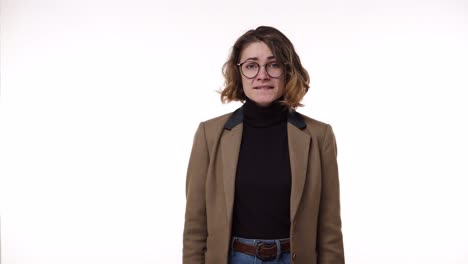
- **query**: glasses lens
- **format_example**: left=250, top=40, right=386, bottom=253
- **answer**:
left=241, top=62, right=259, bottom=78
left=266, top=62, right=283, bottom=78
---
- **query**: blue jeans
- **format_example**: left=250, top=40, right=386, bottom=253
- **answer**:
left=228, top=236, right=291, bottom=264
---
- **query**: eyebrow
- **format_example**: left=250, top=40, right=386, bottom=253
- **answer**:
left=243, top=56, right=276, bottom=61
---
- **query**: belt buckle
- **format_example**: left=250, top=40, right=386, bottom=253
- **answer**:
left=255, top=242, right=276, bottom=261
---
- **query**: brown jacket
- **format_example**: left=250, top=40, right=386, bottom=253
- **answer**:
left=183, top=106, right=345, bottom=264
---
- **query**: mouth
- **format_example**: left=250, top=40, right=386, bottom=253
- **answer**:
left=253, top=86, right=274, bottom=90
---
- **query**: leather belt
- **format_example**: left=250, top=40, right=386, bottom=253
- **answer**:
left=232, top=238, right=290, bottom=261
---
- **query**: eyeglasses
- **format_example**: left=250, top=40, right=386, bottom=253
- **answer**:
left=237, top=61, right=286, bottom=79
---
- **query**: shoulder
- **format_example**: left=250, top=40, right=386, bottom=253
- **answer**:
left=294, top=111, right=334, bottom=140
left=192, top=112, right=234, bottom=145
left=200, top=112, right=232, bottom=131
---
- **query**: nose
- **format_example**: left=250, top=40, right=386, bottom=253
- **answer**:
left=256, top=65, right=270, bottom=80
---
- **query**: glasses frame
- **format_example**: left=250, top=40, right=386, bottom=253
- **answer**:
left=237, top=60, right=288, bottom=79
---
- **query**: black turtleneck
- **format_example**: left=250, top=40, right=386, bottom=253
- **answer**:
left=231, top=97, right=292, bottom=239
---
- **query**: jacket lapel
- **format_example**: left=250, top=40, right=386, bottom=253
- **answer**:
left=221, top=125, right=243, bottom=224
left=287, top=122, right=311, bottom=222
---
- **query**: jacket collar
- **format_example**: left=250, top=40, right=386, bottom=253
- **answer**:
left=224, top=104, right=306, bottom=130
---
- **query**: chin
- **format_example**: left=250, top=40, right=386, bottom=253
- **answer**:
left=252, top=97, right=276, bottom=106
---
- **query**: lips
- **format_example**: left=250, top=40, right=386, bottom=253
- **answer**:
left=253, top=86, right=274, bottom=89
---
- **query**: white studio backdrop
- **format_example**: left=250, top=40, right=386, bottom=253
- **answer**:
left=1, top=0, right=467, bottom=263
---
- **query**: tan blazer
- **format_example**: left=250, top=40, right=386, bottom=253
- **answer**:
left=183, top=105, right=344, bottom=264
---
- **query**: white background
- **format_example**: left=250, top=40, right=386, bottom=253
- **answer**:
left=1, top=0, right=467, bottom=263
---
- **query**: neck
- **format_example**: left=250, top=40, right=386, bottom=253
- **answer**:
left=243, top=97, right=288, bottom=128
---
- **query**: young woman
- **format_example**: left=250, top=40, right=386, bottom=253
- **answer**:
left=183, top=26, right=345, bottom=264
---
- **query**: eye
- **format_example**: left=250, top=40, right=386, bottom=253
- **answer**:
left=268, top=62, right=282, bottom=68
left=245, top=62, right=258, bottom=70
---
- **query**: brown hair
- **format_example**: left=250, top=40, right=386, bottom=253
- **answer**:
left=220, top=26, right=310, bottom=109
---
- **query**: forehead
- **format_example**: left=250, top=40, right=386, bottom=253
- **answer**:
left=240, top=41, right=274, bottom=61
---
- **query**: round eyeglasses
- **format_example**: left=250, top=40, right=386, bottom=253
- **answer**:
left=237, top=61, right=286, bottom=79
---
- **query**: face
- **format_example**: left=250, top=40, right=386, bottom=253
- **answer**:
left=239, top=41, right=285, bottom=107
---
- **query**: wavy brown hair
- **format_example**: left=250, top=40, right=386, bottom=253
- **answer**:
left=220, top=26, right=310, bottom=109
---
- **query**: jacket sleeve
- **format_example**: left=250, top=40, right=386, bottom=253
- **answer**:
left=183, top=122, right=209, bottom=264
left=317, top=124, right=345, bottom=264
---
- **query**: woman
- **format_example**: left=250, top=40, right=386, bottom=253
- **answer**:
left=183, top=26, right=344, bottom=264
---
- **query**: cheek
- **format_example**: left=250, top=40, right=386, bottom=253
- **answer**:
left=241, top=78, right=254, bottom=90
left=276, top=79, right=286, bottom=91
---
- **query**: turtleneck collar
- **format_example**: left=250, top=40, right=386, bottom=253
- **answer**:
left=243, top=97, right=288, bottom=128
